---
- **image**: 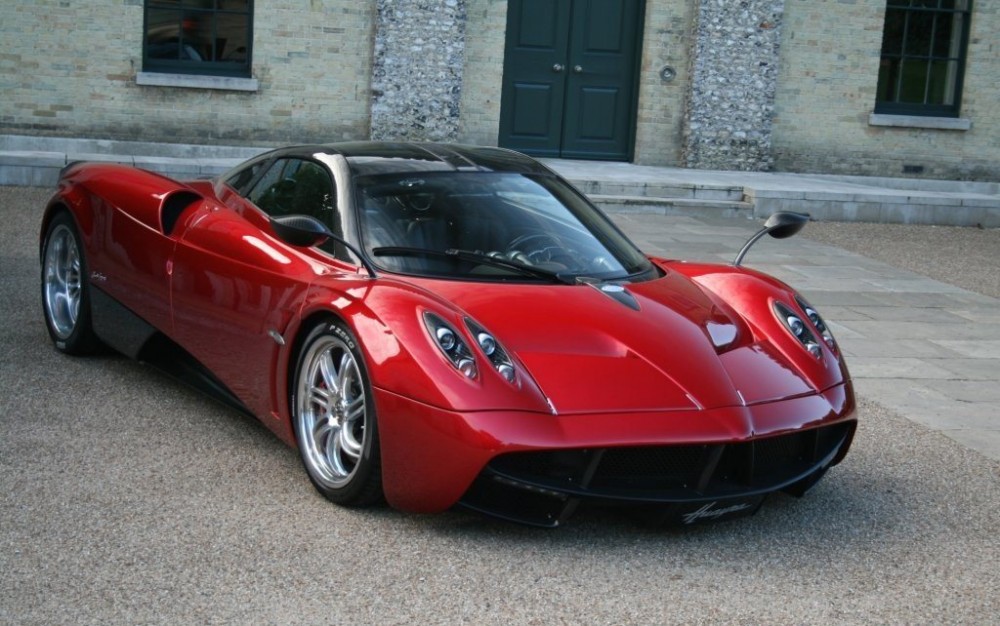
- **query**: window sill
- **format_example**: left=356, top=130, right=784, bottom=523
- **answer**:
left=136, top=72, right=259, bottom=92
left=868, top=113, right=971, bottom=131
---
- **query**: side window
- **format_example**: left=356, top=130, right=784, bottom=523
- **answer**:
left=248, top=160, right=291, bottom=213
left=224, top=159, right=266, bottom=194
left=247, top=158, right=337, bottom=220
left=246, top=158, right=346, bottom=259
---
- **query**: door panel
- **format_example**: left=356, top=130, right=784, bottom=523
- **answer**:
left=575, top=87, right=619, bottom=141
left=510, top=83, right=557, bottom=138
left=169, top=205, right=313, bottom=419
left=561, top=0, right=641, bottom=159
left=499, top=0, right=643, bottom=161
left=498, top=0, right=571, bottom=157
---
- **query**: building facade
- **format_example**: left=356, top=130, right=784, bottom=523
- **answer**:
left=1, top=0, right=997, bottom=180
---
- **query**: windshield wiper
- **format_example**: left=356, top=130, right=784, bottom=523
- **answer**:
left=371, top=246, right=575, bottom=284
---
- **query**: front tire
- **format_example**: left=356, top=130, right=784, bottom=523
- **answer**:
left=293, top=321, right=383, bottom=506
left=41, top=212, right=100, bottom=354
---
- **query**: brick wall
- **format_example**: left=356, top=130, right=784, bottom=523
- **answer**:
left=456, top=0, right=506, bottom=148
left=633, top=0, right=692, bottom=166
left=2, top=1, right=996, bottom=180
left=773, top=0, right=1000, bottom=180
left=0, top=0, right=375, bottom=146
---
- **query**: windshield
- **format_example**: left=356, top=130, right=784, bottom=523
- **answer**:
left=355, top=171, right=652, bottom=282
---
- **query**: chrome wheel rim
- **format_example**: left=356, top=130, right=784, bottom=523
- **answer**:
left=43, top=224, right=82, bottom=339
left=296, top=334, right=367, bottom=488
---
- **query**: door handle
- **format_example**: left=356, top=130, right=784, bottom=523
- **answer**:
left=573, top=65, right=584, bottom=73
left=552, top=63, right=565, bottom=72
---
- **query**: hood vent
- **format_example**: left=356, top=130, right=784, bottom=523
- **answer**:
left=589, top=282, right=640, bottom=311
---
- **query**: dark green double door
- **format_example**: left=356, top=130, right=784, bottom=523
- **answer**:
left=499, top=0, right=644, bottom=161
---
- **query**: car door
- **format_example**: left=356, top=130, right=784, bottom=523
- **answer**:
left=168, top=157, right=339, bottom=420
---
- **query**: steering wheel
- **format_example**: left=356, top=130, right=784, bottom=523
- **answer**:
left=505, top=232, right=564, bottom=265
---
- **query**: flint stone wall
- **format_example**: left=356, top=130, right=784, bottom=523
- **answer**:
left=370, top=0, right=466, bottom=142
left=683, top=0, right=785, bottom=171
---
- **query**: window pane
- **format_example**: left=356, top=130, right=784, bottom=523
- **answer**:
left=146, top=8, right=184, bottom=60
left=897, top=59, right=929, bottom=103
left=882, top=9, right=906, bottom=55
left=904, top=10, right=934, bottom=57
left=927, top=59, right=958, bottom=105
left=249, top=161, right=289, bottom=211
left=932, top=12, right=953, bottom=57
left=215, top=13, right=249, bottom=62
left=225, top=161, right=264, bottom=193
left=877, top=58, right=901, bottom=102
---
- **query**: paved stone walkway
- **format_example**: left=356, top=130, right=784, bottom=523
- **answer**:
left=612, top=212, right=1000, bottom=462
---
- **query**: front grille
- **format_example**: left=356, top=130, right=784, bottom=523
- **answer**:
left=483, top=421, right=854, bottom=502
left=459, top=421, right=855, bottom=526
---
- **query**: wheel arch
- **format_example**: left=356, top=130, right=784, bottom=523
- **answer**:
left=40, top=194, right=91, bottom=262
left=284, top=308, right=385, bottom=506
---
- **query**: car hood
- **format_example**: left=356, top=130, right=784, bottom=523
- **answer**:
left=408, top=271, right=820, bottom=414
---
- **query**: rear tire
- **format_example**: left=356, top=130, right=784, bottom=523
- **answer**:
left=292, top=321, right=383, bottom=506
left=41, top=212, right=100, bottom=355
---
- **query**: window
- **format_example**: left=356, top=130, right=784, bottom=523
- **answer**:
left=245, top=158, right=345, bottom=258
left=876, top=1, right=972, bottom=118
left=248, top=159, right=337, bottom=222
left=144, top=1, right=252, bottom=77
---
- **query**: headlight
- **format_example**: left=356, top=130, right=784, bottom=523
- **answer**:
left=774, top=301, right=823, bottom=359
left=424, top=312, right=478, bottom=379
left=423, top=313, right=520, bottom=385
left=797, top=296, right=838, bottom=353
left=466, top=318, right=519, bottom=385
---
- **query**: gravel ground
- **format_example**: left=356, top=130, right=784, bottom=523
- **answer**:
left=2, top=186, right=998, bottom=624
left=802, top=221, right=1000, bottom=299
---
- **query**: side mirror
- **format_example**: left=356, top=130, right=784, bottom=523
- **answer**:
left=733, top=211, right=810, bottom=267
left=270, top=214, right=332, bottom=248
left=763, top=211, right=809, bottom=240
left=268, top=214, right=378, bottom=278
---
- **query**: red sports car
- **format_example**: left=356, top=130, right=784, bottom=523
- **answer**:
left=40, top=142, right=855, bottom=526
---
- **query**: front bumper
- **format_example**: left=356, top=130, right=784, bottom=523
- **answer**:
left=374, top=382, right=855, bottom=526
left=462, top=419, right=853, bottom=526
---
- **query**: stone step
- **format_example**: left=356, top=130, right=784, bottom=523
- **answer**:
left=589, top=194, right=753, bottom=218
left=745, top=187, right=1000, bottom=227
left=3, top=135, right=996, bottom=226
left=568, top=178, right=744, bottom=202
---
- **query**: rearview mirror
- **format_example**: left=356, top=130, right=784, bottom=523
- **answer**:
left=733, top=211, right=810, bottom=267
left=269, top=214, right=332, bottom=248
left=763, top=211, right=810, bottom=240
left=268, top=214, right=379, bottom=278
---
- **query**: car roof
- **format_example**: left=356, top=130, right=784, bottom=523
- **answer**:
left=266, top=141, right=554, bottom=177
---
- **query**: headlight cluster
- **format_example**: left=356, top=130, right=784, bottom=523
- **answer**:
left=465, top=318, right=517, bottom=383
left=797, top=297, right=837, bottom=353
left=423, top=312, right=518, bottom=384
left=774, top=301, right=823, bottom=359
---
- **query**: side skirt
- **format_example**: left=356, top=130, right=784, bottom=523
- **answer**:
left=90, top=286, right=254, bottom=419
left=90, top=286, right=158, bottom=359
